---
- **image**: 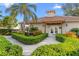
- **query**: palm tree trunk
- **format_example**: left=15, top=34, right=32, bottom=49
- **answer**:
left=22, top=15, right=27, bottom=34
left=22, top=21, right=25, bottom=34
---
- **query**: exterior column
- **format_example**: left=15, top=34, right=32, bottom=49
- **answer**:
left=44, top=24, right=46, bottom=33
left=53, top=27, right=55, bottom=34
left=57, top=27, right=59, bottom=34
left=61, top=24, right=62, bottom=34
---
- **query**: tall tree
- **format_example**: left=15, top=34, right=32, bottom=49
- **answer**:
left=0, top=11, right=3, bottom=19
left=6, top=3, right=37, bottom=32
left=0, top=11, right=3, bottom=27
left=63, top=3, right=79, bottom=16
left=2, top=16, right=17, bottom=29
left=0, top=11, right=2, bottom=17
left=0, top=20, right=3, bottom=27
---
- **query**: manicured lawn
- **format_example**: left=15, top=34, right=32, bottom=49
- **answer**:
left=12, top=33, right=48, bottom=44
left=32, top=34, right=79, bottom=56
left=0, top=35, right=23, bottom=56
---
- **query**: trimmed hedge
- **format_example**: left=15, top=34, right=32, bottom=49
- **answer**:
left=0, top=35, right=23, bottom=56
left=56, top=34, right=66, bottom=42
left=32, top=34, right=79, bottom=56
left=0, top=29, right=12, bottom=35
left=12, top=33, right=48, bottom=44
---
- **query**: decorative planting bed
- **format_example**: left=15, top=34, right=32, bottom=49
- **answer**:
left=32, top=34, right=79, bottom=56
left=0, top=35, right=23, bottom=56
left=12, top=33, right=48, bottom=44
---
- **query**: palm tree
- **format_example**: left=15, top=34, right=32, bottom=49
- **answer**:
left=0, top=11, right=2, bottom=17
left=0, top=11, right=3, bottom=19
left=6, top=4, right=18, bottom=25
left=0, top=11, right=3, bottom=27
left=6, top=3, right=37, bottom=33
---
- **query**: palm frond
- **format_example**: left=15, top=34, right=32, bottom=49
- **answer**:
left=28, top=4, right=37, bottom=12
left=27, top=9, right=38, bottom=23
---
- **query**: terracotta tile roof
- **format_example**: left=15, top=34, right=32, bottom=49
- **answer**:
left=62, top=16, right=79, bottom=22
left=23, top=16, right=79, bottom=24
left=41, top=16, right=64, bottom=21
left=39, top=16, right=79, bottom=23
left=40, top=16, right=65, bottom=24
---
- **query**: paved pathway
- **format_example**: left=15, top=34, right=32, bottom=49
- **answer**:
left=4, top=35, right=59, bottom=56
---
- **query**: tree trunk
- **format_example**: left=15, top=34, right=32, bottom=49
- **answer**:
left=22, top=15, right=27, bottom=35
left=22, top=21, right=25, bottom=34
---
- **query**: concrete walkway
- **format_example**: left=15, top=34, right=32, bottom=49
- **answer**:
left=4, top=35, right=59, bottom=56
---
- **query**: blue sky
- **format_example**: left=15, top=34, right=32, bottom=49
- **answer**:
left=0, top=3, right=65, bottom=22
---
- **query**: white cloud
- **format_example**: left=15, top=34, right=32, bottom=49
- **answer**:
left=53, top=5, right=62, bottom=9
left=4, top=3, right=14, bottom=8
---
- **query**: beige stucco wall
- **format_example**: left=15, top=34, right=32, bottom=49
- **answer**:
left=32, top=22, right=79, bottom=35
left=32, top=24, right=62, bottom=34
left=32, top=24, right=45, bottom=33
left=62, top=22, right=79, bottom=33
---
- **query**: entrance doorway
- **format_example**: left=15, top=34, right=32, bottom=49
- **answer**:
left=50, top=27, right=58, bottom=34
left=49, top=27, right=59, bottom=36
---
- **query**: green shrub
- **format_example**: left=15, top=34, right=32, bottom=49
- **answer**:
left=65, top=32, right=77, bottom=38
left=12, top=33, right=48, bottom=44
left=0, top=35, right=23, bottom=56
left=70, top=28, right=79, bottom=37
left=30, top=27, right=38, bottom=32
left=25, top=30, right=42, bottom=36
left=70, top=28, right=79, bottom=34
left=32, top=34, right=79, bottom=56
left=6, top=45, right=23, bottom=56
left=0, top=29, right=12, bottom=35
left=32, top=44, right=63, bottom=56
left=32, top=40, right=79, bottom=56
left=56, top=34, right=66, bottom=42
left=26, top=27, right=42, bottom=36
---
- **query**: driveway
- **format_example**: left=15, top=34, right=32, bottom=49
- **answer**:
left=4, top=35, right=59, bottom=56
